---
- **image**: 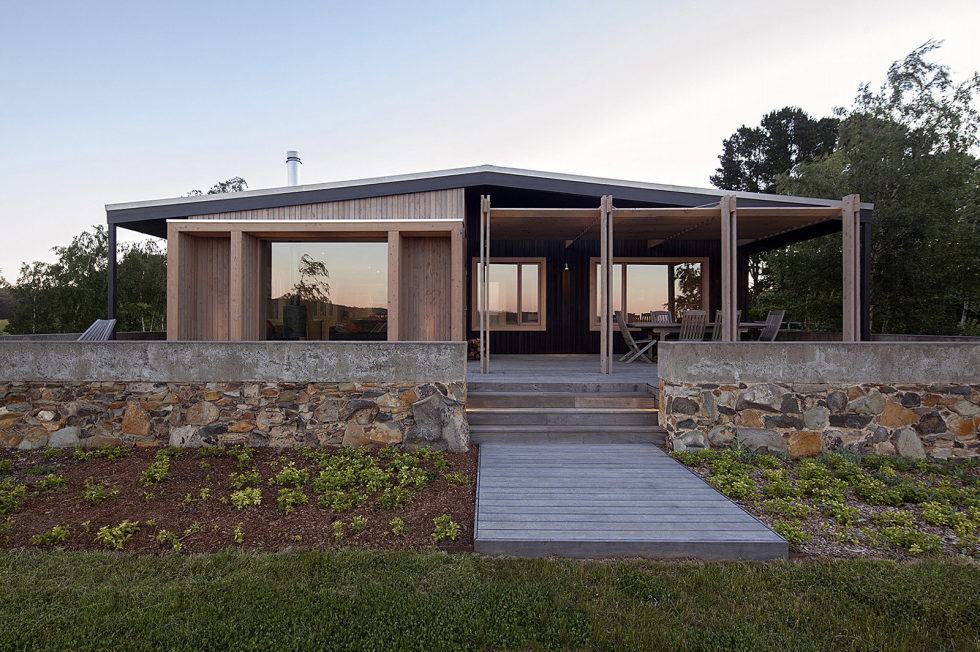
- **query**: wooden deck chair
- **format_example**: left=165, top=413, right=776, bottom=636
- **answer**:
left=758, top=310, right=785, bottom=342
left=712, top=309, right=742, bottom=341
left=677, top=310, right=708, bottom=341
left=77, top=319, right=116, bottom=341
left=615, top=310, right=655, bottom=363
left=650, top=310, right=672, bottom=324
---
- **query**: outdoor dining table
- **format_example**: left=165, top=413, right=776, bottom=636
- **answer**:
left=627, top=321, right=767, bottom=337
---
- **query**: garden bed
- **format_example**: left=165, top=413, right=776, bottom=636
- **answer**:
left=671, top=449, right=978, bottom=559
left=0, top=444, right=477, bottom=552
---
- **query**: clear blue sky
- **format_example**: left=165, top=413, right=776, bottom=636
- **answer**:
left=1, top=0, right=977, bottom=280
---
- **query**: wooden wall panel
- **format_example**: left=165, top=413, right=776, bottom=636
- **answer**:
left=399, top=237, right=452, bottom=341
left=178, top=236, right=230, bottom=340
left=189, top=189, right=464, bottom=222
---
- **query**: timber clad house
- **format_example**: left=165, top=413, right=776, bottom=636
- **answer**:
left=104, top=165, right=873, bottom=356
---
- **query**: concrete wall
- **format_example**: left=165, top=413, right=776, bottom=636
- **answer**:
left=658, top=342, right=980, bottom=385
left=0, top=331, right=167, bottom=342
left=0, top=341, right=467, bottom=384
left=658, top=342, right=979, bottom=460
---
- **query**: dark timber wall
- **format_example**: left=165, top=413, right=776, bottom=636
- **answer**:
left=464, top=187, right=725, bottom=355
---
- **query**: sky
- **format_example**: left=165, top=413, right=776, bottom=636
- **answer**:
left=1, top=0, right=977, bottom=282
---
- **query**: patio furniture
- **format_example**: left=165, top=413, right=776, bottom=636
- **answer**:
left=77, top=319, right=116, bottom=341
left=615, top=310, right=655, bottom=363
left=676, top=310, right=708, bottom=341
left=650, top=310, right=672, bottom=324
left=712, top=309, right=742, bottom=341
left=758, top=310, right=786, bottom=342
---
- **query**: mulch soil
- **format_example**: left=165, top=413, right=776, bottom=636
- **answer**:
left=1, top=446, right=477, bottom=553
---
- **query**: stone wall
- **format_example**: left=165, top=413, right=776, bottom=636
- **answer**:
left=658, top=342, right=980, bottom=460
left=0, top=341, right=469, bottom=451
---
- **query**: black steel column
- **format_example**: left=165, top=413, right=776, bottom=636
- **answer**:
left=107, top=223, right=117, bottom=324
left=860, top=217, right=872, bottom=340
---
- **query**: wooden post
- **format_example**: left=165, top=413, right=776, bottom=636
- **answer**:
left=229, top=230, right=244, bottom=340
left=166, top=223, right=181, bottom=340
left=720, top=195, right=738, bottom=341
left=479, top=195, right=491, bottom=373
left=599, top=195, right=614, bottom=374
left=450, top=224, right=465, bottom=341
left=842, top=194, right=861, bottom=341
left=387, top=231, right=401, bottom=341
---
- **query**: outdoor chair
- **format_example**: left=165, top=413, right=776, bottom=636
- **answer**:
left=650, top=310, right=672, bottom=324
left=712, top=309, right=742, bottom=341
left=676, top=310, right=708, bottom=341
left=615, top=310, right=655, bottom=363
left=758, top=310, right=786, bottom=342
left=77, top=319, right=116, bottom=341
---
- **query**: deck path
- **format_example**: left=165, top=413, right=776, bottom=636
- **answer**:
left=474, top=442, right=787, bottom=560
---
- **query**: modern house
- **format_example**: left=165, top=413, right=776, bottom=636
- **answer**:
left=104, top=163, right=873, bottom=370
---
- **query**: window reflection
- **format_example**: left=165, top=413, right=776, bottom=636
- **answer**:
left=595, top=261, right=703, bottom=322
left=267, top=242, right=387, bottom=340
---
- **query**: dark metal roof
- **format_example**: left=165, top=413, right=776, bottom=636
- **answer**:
left=106, top=164, right=873, bottom=238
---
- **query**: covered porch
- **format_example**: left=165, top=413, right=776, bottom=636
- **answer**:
left=474, top=193, right=870, bottom=374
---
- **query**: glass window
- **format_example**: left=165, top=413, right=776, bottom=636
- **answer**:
left=267, top=242, right=387, bottom=341
left=594, top=261, right=703, bottom=324
left=472, top=259, right=546, bottom=330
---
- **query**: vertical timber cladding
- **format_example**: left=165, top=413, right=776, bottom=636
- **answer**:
left=399, top=237, right=453, bottom=340
left=177, top=235, right=231, bottom=340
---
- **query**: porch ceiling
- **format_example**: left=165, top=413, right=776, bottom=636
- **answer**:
left=487, top=205, right=844, bottom=245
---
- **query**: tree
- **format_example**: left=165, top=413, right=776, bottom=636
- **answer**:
left=710, top=107, right=839, bottom=192
left=6, top=177, right=248, bottom=334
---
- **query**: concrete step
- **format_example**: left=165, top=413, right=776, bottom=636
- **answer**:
left=468, top=392, right=657, bottom=409
left=467, top=408, right=658, bottom=427
left=469, top=381, right=653, bottom=393
left=472, top=431, right=666, bottom=445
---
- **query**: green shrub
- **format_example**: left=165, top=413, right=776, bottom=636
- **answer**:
left=42, top=448, right=63, bottom=459
left=332, top=521, right=345, bottom=542
left=761, top=498, right=811, bottom=519
left=25, top=465, right=56, bottom=476
left=755, top=454, right=784, bottom=469
left=318, top=489, right=367, bottom=513
left=230, top=488, right=262, bottom=510
left=156, top=530, right=181, bottom=552
left=224, top=447, right=254, bottom=466
left=707, top=471, right=757, bottom=499
left=818, top=501, right=860, bottom=527
left=881, top=525, right=942, bottom=555
left=872, top=510, right=916, bottom=528
left=444, top=472, right=471, bottom=485
left=269, top=462, right=309, bottom=488
left=761, top=479, right=799, bottom=499
left=350, top=516, right=368, bottom=534
left=772, top=520, right=811, bottom=549
left=95, top=520, right=140, bottom=550
left=0, top=459, right=14, bottom=475
left=0, top=479, right=29, bottom=514
left=35, top=473, right=67, bottom=493
left=432, top=515, right=460, bottom=542
left=387, top=517, right=408, bottom=536
left=378, top=485, right=414, bottom=509
left=72, top=445, right=132, bottom=461
left=30, top=524, right=70, bottom=546
left=232, top=523, right=245, bottom=544
left=277, top=488, right=308, bottom=514
left=139, top=459, right=171, bottom=486
left=81, top=477, right=120, bottom=505
left=229, top=470, right=262, bottom=489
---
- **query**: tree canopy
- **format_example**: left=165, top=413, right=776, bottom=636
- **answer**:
left=714, top=42, right=979, bottom=335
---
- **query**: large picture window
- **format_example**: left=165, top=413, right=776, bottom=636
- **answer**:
left=589, top=258, right=708, bottom=329
left=471, top=258, right=547, bottom=331
left=267, top=242, right=388, bottom=340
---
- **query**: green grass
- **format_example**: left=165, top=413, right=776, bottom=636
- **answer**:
left=0, top=551, right=976, bottom=651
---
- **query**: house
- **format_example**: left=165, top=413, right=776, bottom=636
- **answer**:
left=104, top=162, right=873, bottom=371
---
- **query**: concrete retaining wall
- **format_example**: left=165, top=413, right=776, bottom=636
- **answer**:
left=658, top=342, right=979, bottom=460
left=0, top=341, right=466, bottom=384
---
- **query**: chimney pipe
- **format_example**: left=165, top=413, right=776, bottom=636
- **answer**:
left=286, top=150, right=301, bottom=186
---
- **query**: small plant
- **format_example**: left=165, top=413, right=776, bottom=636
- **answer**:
left=761, top=498, right=811, bottom=519
left=772, top=520, right=811, bottom=549
left=96, top=520, right=140, bottom=550
left=754, top=454, right=784, bottom=470
left=73, top=446, right=131, bottom=461
left=156, top=530, right=182, bottom=552
left=232, top=523, right=245, bottom=544
left=319, top=489, right=367, bottom=513
left=277, top=488, right=309, bottom=514
left=82, top=477, right=120, bottom=505
left=80, top=520, right=91, bottom=532
left=198, top=460, right=211, bottom=470
left=0, top=517, right=12, bottom=544
left=35, top=473, right=67, bottom=493
left=396, top=465, right=431, bottom=489
left=350, top=515, right=368, bottom=534
left=230, top=488, right=262, bottom=509
left=225, top=447, right=254, bottom=466
left=0, top=459, right=14, bottom=475
left=25, top=464, right=56, bottom=476
left=139, top=458, right=171, bottom=486
left=42, top=447, right=63, bottom=459
left=387, top=517, right=408, bottom=537
left=378, top=485, right=413, bottom=509
left=230, top=470, right=262, bottom=489
left=818, top=500, right=860, bottom=527
left=143, top=491, right=155, bottom=502
left=30, top=524, right=70, bottom=547
left=270, top=462, right=310, bottom=488
left=332, top=520, right=345, bottom=542
left=444, top=472, right=471, bottom=485
left=0, top=478, right=28, bottom=514
left=872, top=510, right=916, bottom=528
left=432, top=514, right=460, bottom=542
left=881, top=525, right=942, bottom=555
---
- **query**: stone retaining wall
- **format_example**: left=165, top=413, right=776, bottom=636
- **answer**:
left=658, top=342, right=980, bottom=460
left=0, top=341, right=468, bottom=451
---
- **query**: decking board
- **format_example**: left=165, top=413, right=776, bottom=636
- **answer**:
left=474, top=442, right=787, bottom=560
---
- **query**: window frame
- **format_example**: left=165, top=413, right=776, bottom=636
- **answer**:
left=470, top=257, right=548, bottom=331
left=588, top=257, right=710, bottom=330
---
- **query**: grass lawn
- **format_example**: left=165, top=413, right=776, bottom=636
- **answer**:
left=0, top=551, right=976, bottom=651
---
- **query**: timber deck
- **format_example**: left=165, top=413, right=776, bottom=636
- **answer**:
left=474, top=442, right=787, bottom=560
